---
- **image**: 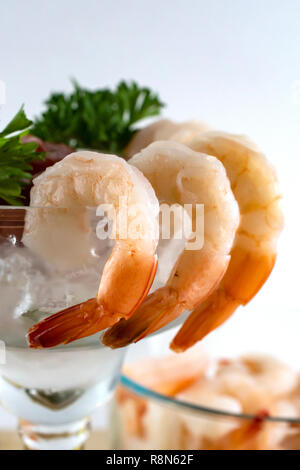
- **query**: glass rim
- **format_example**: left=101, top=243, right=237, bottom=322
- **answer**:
left=120, top=374, right=300, bottom=424
left=4, top=341, right=107, bottom=353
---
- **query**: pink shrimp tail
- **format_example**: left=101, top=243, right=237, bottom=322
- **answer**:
left=28, top=255, right=158, bottom=349
left=27, top=298, right=118, bottom=349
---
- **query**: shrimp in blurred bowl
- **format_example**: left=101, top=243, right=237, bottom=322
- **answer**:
left=123, top=344, right=210, bottom=397
left=215, top=355, right=297, bottom=414
left=103, top=141, right=239, bottom=348
left=26, top=151, right=159, bottom=348
left=176, top=377, right=242, bottom=445
left=115, top=350, right=300, bottom=450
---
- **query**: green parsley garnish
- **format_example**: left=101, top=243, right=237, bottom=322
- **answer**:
left=0, top=106, right=44, bottom=205
left=32, top=80, right=164, bottom=155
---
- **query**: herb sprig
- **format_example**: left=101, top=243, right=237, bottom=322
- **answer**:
left=32, top=81, right=164, bottom=155
left=0, top=106, right=44, bottom=205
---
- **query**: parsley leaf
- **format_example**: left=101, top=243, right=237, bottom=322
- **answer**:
left=0, top=106, right=45, bottom=205
left=32, top=80, right=164, bottom=155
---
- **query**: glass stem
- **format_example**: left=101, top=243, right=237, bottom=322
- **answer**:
left=18, top=417, right=91, bottom=450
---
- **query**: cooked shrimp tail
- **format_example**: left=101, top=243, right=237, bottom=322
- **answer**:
left=28, top=299, right=105, bottom=348
left=171, top=247, right=276, bottom=351
left=103, top=254, right=229, bottom=348
left=102, top=287, right=182, bottom=348
left=135, top=254, right=229, bottom=342
left=170, top=289, right=239, bottom=352
left=28, top=253, right=158, bottom=349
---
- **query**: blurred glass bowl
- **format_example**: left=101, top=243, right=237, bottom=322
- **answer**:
left=110, top=330, right=300, bottom=450
left=112, top=375, right=300, bottom=450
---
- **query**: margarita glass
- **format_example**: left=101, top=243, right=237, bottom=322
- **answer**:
left=0, top=207, right=125, bottom=450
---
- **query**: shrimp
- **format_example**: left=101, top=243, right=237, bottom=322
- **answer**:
left=287, top=376, right=300, bottom=415
left=103, top=141, right=239, bottom=348
left=263, top=401, right=299, bottom=450
left=125, top=119, right=210, bottom=158
left=116, top=344, right=210, bottom=441
left=206, top=411, right=269, bottom=450
left=115, top=349, right=299, bottom=450
left=25, top=151, right=159, bottom=348
left=115, top=386, right=148, bottom=440
left=171, top=132, right=284, bottom=351
left=176, top=378, right=242, bottom=444
left=215, top=355, right=298, bottom=414
left=177, top=356, right=297, bottom=448
left=215, top=357, right=298, bottom=449
left=123, top=344, right=210, bottom=396
left=212, top=402, right=298, bottom=450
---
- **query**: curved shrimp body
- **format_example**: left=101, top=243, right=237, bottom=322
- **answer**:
left=25, top=151, right=159, bottom=348
left=171, top=132, right=284, bottom=351
left=125, top=119, right=210, bottom=158
left=102, top=141, right=239, bottom=348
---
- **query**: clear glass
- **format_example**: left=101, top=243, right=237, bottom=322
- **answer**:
left=0, top=207, right=125, bottom=450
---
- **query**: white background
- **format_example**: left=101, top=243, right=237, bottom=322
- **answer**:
left=0, top=0, right=300, bottom=430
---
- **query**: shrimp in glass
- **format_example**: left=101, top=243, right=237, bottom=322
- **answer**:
left=171, top=132, right=284, bottom=351
left=103, top=141, right=239, bottom=348
left=26, top=151, right=159, bottom=348
left=125, top=119, right=210, bottom=158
